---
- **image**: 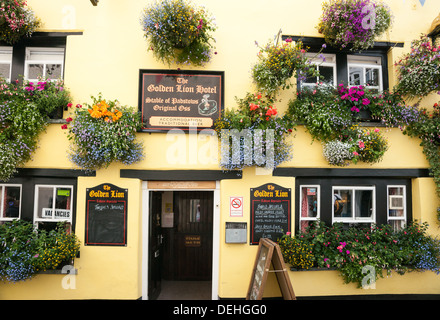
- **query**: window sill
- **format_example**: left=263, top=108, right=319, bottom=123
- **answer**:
left=290, top=267, right=337, bottom=272
left=37, top=268, right=78, bottom=275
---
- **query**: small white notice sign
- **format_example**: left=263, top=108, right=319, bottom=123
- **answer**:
left=230, top=197, right=243, bottom=217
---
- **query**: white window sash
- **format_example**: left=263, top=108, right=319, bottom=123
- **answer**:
left=332, top=186, right=376, bottom=224
left=24, top=47, right=65, bottom=82
left=302, top=53, right=337, bottom=87
left=0, top=184, right=22, bottom=221
left=33, top=185, right=73, bottom=223
left=299, top=185, right=320, bottom=222
left=0, top=46, right=13, bottom=82
left=347, top=62, right=383, bottom=91
left=386, top=185, right=406, bottom=222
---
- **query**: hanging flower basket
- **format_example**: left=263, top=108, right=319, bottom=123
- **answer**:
left=214, top=92, right=294, bottom=171
left=140, top=0, right=217, bottom=66
left=251, top=35, right=322, bottom=97
left=64, top=95, right=144, bottom=171
left=317, top=0, right=392, bottom=51
left=394, top=35, right=440, bottom=99
left=0, top=0, right=41, bottom=45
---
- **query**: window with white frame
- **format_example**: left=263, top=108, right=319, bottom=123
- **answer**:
left=332, top=186, right=375, bottom=227
left=34, top=185, right=73, bottom=224
left=299, top=185, right=320, bottom=231
left=24, top=47, right=65, bottom=82
left=301, top=53, right=337, bottom=88
left=0, top=47, right=13, bottom=82
left=0, top=184, right=22, bottom=222
left=387, top=185, right=406, bottom=231
left=347, top=55, right=382, bottom=92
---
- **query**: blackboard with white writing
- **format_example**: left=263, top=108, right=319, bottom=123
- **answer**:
left=85, top=184, right=128, bottom=246
left=250, top=183, right=291, bottom=245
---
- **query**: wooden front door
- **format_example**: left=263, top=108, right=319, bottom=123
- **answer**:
left=162, top=191, right=213, bottom=281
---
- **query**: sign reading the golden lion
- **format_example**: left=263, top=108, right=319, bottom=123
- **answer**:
left=139, top=69, right=224, bottom=132
left=85, top=183, right=128, bottom=246
left=250, top=183, right=291, bottom=245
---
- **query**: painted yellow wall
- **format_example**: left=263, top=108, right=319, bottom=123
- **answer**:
left=2, top=0, right=440, bottom=299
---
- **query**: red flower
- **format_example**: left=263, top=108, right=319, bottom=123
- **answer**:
left=61, top=124, right=68, bottom=130
left=249, top=103, right=259, bottom=111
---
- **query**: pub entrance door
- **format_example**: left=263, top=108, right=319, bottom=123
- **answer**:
left=148, top=190, right=214, bottom=299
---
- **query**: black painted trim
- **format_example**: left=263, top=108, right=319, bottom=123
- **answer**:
left=273, top=168, right=431, bottom=178
left=15, top=168, right=96, bottom=178
left=282, top=35, right=404, bottom=50
left=120, top=169, right=242, bottom=180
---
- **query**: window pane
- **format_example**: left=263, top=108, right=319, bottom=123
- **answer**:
left=365, top=68, right=379, bottom=87
left=303, top=66, right=319, bottom=84
left=334, top=190, right=352, bottom=218
left=354, top=190, right=373, bottom=218
left=4, top=186, right=20, bottom=218
left=54, top=188, right=72, bottom=220
left=190, top=199, right=201, bottom=222
left=388, top=220, right=404, bottom=231
left=319, top=66, right=334, bottom=85
left=28, top=64, right=44, bottom=79
left=37, top=187, right=54, bottom=219
left=0, top=63, right=11, bottom=79
left=349, top=67, right=363, bottom=86
left=46, top=64, right=62, bottom=79
left=301, top=187, right=318, bottom=218
left=388, top=186, right=405, bottom=217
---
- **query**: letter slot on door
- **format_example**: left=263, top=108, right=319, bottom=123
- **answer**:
left=225, top=222, right=247, bottom=243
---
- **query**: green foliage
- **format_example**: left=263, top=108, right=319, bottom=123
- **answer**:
left=0, top=78, right=71, bottom=181
left=404, top=103, right=440, bottom=218
left=65, top=95, right=144, bottom=171
left=317, top=0, right=392, bottom=51
left=278, top=234, right=315, bottom=270
left=23, top=79, right=71, bottom=115
left=33, top=224, right=81, bottom=272
left=0, top=0, right=41, bottom=45
left=251, top=36, right=322, bottom=97
left=214, top=92, right=294, bottom=170
left=140, top=0, right=216, bottom=66
left=285, top=221, right=440, bottom=288
left=0, top=220, right=80, bottom=283
left=287, top=84, right=352, bottom=142
left=395, top=35, right=440, bottom=99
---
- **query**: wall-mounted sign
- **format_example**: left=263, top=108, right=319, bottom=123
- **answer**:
left=230, top=196, right=243, bottom=217
left=250, top=183, right=291, bottom=245
left=139, top=69, right=224, bottom=132
left=184, top=235, right=201, bottom=247
left=85, top=183, right=128, bottom=246
left=42, top=208, right=71, bottom=219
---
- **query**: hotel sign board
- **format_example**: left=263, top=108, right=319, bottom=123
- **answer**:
left=139, top=69, right=224, bottom=132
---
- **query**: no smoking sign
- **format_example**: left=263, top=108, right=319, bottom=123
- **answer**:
left=230, top=196, right=243, bottom=217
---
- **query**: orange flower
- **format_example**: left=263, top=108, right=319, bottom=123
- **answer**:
left=88, top=105, right=102, bottom=118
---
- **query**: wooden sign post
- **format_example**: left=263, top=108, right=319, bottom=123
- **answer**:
left=246, top=238, right=296, bottom=300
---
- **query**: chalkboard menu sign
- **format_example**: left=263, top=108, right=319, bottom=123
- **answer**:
left=139, top=69, right=224, bottom=132
left=85, top=184, right=128, bottom=246
left=250, top=183, right=291, bottom=245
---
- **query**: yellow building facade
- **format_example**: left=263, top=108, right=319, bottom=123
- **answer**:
left=1, top=0, right=440, bottom=300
